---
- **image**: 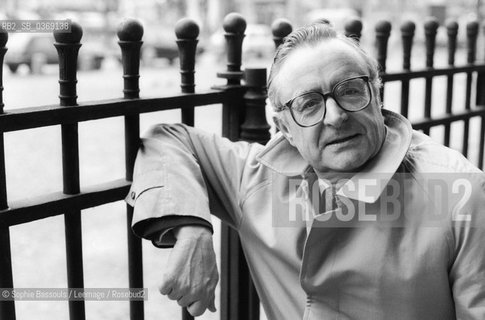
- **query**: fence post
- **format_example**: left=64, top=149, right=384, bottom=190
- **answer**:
left=271, top=18, right=292, bottom=49
left=400, top=21, right=415, bottom=118
left=54, top=22, right=86, bottom=320
left=218, top=13, right=246, bottom=141
left=444, top=20, right=458, bottom=147
left=0, top=30, right=16, bottom=320
left=176, top=18, right=199, bottom=128
left=218, top=12, right=245, bottom=88
left=424, top=17, right=439, bottom=69
left=477, top=25, right=485, bottom=169
left=423, top=17, right=439, bottom=135
left=118, top=18, right=145, bottom=320
left=375, top=20, right=391, bottom=101
left=241, top=69, right=271, bottom=144
left=462, top=20, right=479, bottom=157
left=174, top=17, right=201, bottom=320
left=0, top=31, right=7, bottom=208
left=215, top=12, right=257, bottom=320
left=344, top=17, right=363, bottom=43
left=232, top=68, right=271, bottom=320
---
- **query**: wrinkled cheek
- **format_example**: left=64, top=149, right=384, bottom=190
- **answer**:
left=305, top=148, right=325, bottom=168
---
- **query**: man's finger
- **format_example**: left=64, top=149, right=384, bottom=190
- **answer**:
left=159, top=277, right=173, bottom=295
left=187, top=300, right=206, bottom=317
left=208, top=297, right=216, bottom=312
left=167, top=290, right=182, bottom=301
left=177, top=294, right=195, bottom=308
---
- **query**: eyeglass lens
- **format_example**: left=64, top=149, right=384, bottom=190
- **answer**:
left=290, top=77, right=370, bottom=126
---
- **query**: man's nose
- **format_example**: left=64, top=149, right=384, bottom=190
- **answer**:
left=323, top=97, right=348, bottom=127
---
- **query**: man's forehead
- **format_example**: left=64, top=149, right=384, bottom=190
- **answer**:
left=274, top=39, right=368, bottom=96
left=284, top=39, right=365, bottom=72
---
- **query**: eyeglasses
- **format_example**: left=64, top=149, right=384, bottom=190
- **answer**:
left=282, top=75, right=372, bottom=127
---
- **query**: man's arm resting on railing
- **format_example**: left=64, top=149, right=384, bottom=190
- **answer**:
left=125, top=123, right=261, bottom=316
left=126, top=123, right=258, bottom=232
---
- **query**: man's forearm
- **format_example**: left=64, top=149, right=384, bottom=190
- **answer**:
left=174, top=225, right=213, bottom=240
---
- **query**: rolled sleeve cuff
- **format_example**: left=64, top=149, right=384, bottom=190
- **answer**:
left=125, top=170, right=213, bottom=247
left=132, top=215, right=213, bottom=248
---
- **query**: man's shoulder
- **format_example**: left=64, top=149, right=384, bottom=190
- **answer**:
left=404, top=130, right=482, bottom=174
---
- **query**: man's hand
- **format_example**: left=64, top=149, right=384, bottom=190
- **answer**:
left=159, top=226, right=219, bottom=317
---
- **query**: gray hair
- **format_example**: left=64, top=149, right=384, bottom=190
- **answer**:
left=268, top=20, right=382, bottom=112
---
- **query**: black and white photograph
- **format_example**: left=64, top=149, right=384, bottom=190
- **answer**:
left=0, top=0, right=484, bottom=319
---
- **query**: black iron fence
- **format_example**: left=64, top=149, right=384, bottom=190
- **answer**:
left=0, top=12, right=484, bottom=320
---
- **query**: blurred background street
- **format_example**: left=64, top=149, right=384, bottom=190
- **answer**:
left=1, top=0, right=485, bottom=319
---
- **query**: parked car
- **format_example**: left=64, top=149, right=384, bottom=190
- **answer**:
left=5, top=33, right=104, bottom=74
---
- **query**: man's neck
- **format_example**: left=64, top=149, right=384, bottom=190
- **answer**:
left=314, top=171, right=354, bottom=188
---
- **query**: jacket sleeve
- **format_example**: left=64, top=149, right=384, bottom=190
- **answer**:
left=125, top=123, right=262, bottom=246
left=449, top=172, right=485, bottom=319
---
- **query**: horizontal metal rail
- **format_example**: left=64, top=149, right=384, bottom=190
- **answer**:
left=0, top=89, right=242, bottom=133
left=381, top=64, right=485, bottom=82
left=0, top=179, right=130, bottom=227
left=412, top=106, right=485, bottom=130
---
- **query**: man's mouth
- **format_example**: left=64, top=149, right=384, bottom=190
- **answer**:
left=326, top=134, right=360, bottom=146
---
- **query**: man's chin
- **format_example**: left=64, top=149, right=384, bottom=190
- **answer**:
left=321, top=153, right=369, bottom=172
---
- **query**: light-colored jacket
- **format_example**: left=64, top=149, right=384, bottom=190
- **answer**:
left=126, top=110, right=485, bottom=320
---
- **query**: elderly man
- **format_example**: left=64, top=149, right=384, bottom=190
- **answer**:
left=126, top=21, right=485, bottom=319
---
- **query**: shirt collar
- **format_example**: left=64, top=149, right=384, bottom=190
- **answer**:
left=256, top=109, right=413, bottom=203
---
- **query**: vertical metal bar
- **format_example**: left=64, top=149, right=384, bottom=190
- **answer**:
left=182, top=308, right=193, bottom=320
left=463, top=21, right=479, bottom=157
left=463, top=72, right=473, bottom=157
left=400, top=81, right=410, bottom=118
left=344, top=18, right=363, bottom=43
left=270, top=18, right=293, bottom=131
left=176, top=17, right=199, bottom=129
left=0, top=134, right=6, bottom=212
left=375, top=20, right=392, bottom=102
left=475, top=62, right=485, bottom=169
left=238, top=68, right=272, bottom=320
left=444, top=21, right=459, bottom=147
left=54, top=23, right=85, bottom=320
left=175, top=18, right=201, bottom=320
left=217, top=12, right=261, bottom=320
left=423, top=18, right=439, bottom=136
left=400, top=21, right=415, bottom=118
left=118, top=18, right=145, bottom=320
left=271, top=18, right=292, bottom=49
left=0, top=32, right=8, bottom=209
left=444, top=75, right=454, bottom=147
left=0, top=31, right=15, bottom=320
left=217, top=13, right=246, bottom=142
left=0, top=34, right=14, bottom=315
left=0, top=224, right=15, bottom=320
left=240, top=69, right=271, bottom=144
left=219, top=224, right=231, bottom=320
left=479, top=116, right=485, bottom=169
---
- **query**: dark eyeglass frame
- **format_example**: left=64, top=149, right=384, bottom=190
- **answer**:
left=281, top=75, right=372, bottom=127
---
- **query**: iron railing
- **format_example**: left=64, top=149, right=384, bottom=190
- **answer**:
left=0, top=12, right=485, bottom=320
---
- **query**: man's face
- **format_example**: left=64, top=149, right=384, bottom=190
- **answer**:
left=273, top=39, right=386, bottom=174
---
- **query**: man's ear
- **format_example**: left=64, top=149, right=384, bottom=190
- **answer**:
left=273, top=114, right=295, bottom=146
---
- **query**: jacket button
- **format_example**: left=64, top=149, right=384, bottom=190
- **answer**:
left=131, top=191, right=136, bottom=200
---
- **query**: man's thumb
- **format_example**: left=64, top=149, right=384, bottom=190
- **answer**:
left=208, top=297, right=217, bottom=312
